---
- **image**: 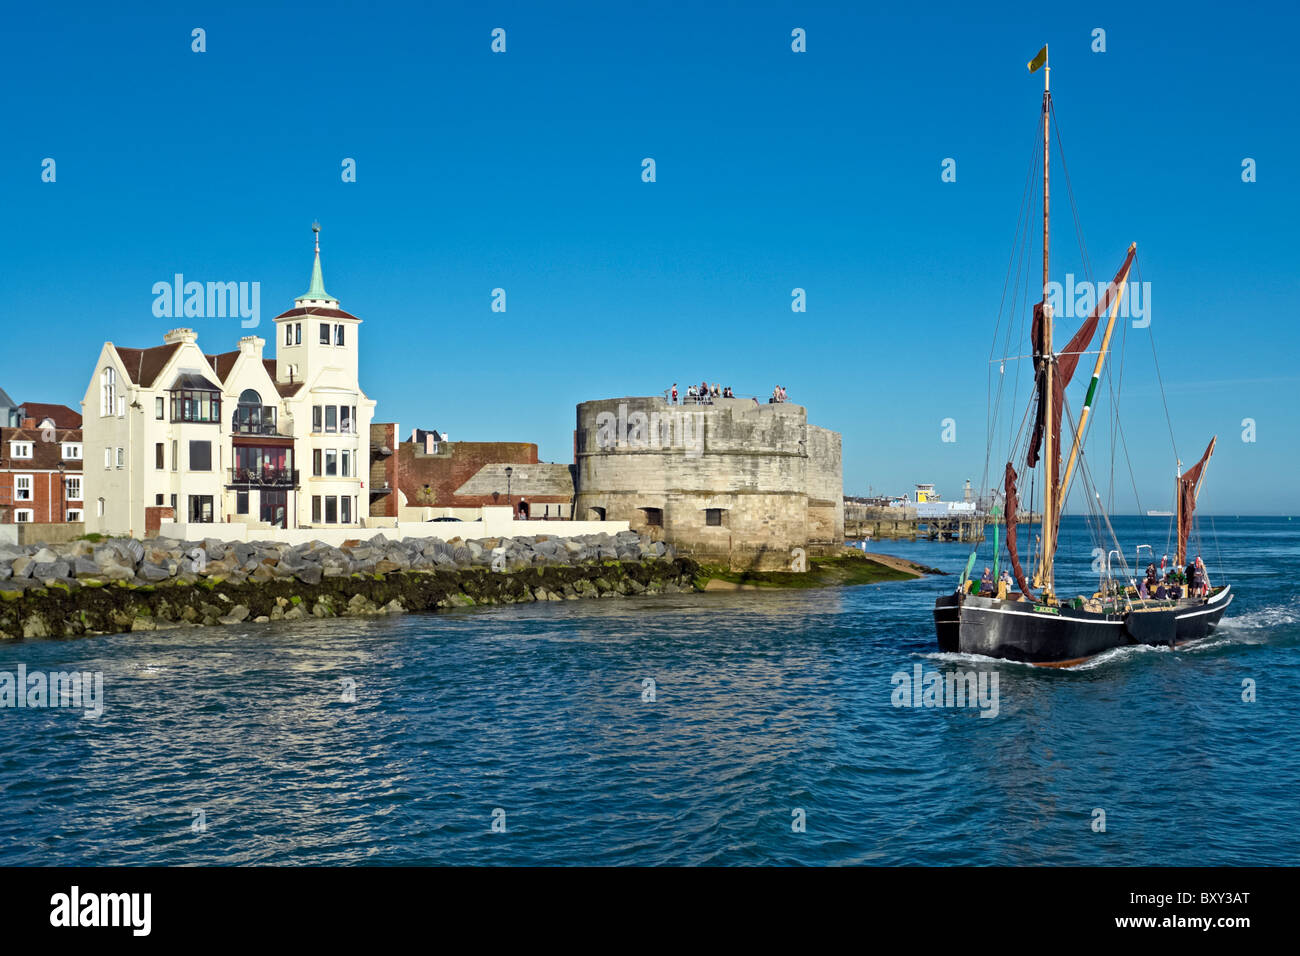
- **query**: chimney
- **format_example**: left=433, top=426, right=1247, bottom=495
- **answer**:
left=163, top=328, right=198, bottom=345
left=239, top=335, right=265, bottom=359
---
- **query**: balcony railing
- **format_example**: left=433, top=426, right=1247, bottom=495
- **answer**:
left=232, top=406, right=281, bottom=436
left=227, top=467, right=299, bottom=488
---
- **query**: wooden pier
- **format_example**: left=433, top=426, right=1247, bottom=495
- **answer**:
left=844, top=502, right=1042, bottom=544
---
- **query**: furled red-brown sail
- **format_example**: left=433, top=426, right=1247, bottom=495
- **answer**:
left=1177, top=437, right=1216, bottom=566
left=1004, top=462, right=1034, bottom=598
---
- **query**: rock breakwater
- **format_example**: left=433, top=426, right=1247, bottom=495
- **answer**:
left=0, top=531, right=697, bottom=640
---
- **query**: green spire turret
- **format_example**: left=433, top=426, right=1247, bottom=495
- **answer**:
left=296, top=222, right=336, bottom=304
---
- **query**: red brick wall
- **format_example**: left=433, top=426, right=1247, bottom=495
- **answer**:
left=369, top=423, right=400, bottom=518
left=145, top=506, right=175, bottom=538
left=0, top=472, right=72, bottom=523
left=398, top=441, right=568, bottom=510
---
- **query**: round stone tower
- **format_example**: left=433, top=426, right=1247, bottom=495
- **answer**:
left=573, top=396, right=843, bottom=571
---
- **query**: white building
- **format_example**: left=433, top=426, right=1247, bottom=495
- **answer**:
left=81, top=226, right=376, bottom=536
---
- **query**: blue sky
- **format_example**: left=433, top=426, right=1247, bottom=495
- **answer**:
left=2, top=0, right=1296, bottom=513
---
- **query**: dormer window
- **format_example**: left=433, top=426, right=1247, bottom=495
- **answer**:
left=62, top=443, right=82, bottom=460
left=9, top=442, right=32, bottom=459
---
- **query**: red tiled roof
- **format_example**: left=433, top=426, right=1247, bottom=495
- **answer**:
left=204, top=350, right=242, bottom=384
left=263, top=358, right=306, bottom=396
left=112, top=343, right=182, bottom=387
left=18, top=402, right=81, bottom=428
left=273, top=306, right=361, bottom=321
left=0, top=426, right=83, bottom=471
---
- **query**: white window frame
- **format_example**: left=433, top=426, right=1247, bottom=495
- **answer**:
left=116, top=447, right=125, bottom=469
left=62, top=443, right=82, bottom=459
left=65, top=476, right=82, bottom=501
left=66, top=509, right=82, bottom=522
left=104, top=447, right=112, bottom=469
left=96, top=498, right=105, bottom=517
left=9, top=442, right=32, bottom=459
left=14, top=475, right=33, bottom=501
left=101, top=367, right=116, bottom=417
left=13, top=509, right=33, bottom=523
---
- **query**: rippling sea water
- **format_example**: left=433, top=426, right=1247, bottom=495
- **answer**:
left=1, top=516, right=1297, bottom=865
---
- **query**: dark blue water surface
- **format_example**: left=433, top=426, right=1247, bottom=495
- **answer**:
left=1, top=516, right=1297, bottom=865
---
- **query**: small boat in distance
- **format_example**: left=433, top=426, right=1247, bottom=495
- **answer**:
left=1147, top=510, right=1173, bottom=517
left=932, top=45, right=1232, bottom=666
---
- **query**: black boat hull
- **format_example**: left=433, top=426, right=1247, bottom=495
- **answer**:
left=933, top=585, right=1233, bottom=665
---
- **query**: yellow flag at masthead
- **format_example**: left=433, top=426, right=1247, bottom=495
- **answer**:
left=1027, top=45, right=1047, bottom=72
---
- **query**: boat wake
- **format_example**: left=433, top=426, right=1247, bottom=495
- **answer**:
left=921, top=650, right=1047, bottom=670
left=1214, top=597, right=1300, bottom=632
left=923, top=644, right=1177, bottom=672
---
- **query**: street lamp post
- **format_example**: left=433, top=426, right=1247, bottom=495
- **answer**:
left=57, top=461, right=66, bottom=523
left=505, top=466, right=513, bottom=514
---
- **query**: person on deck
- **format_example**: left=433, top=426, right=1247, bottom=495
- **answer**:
left=671, top=383, right=678, bottom=405
left=1194, top=556, right=1208, bottom=597
left=980, top=567, right=994, bottom=593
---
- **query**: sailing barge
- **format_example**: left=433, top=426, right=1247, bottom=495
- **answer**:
left=932, top=46, right=1232, bottom=666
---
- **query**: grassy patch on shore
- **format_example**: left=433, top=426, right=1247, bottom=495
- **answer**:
left=693, top=550, right=935, bottom=591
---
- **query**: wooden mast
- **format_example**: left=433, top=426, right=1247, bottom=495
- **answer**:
left=1054, top=245, right=1137, bottom=525
left=1039, top=47, right=1056, bottom=596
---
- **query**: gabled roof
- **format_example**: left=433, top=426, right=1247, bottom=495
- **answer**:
left=205, top=350, right=242, bottom=383
left=0, top=387, right=16, bottom=408
left=18, top=402, right=81, bottom=428
left=112, top=343, right=183, bottom=387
